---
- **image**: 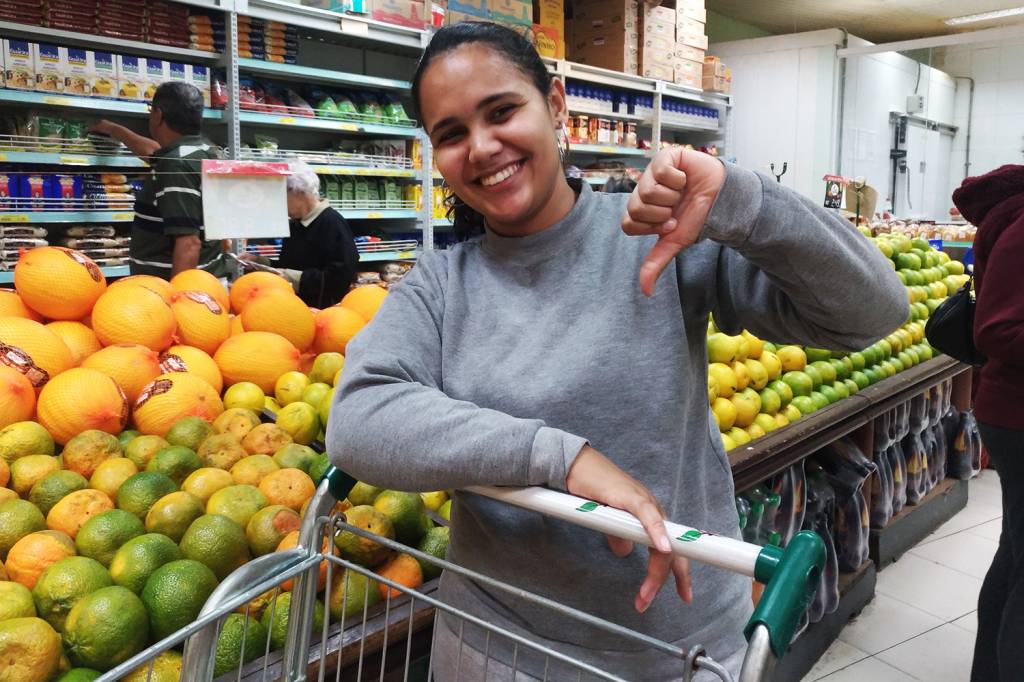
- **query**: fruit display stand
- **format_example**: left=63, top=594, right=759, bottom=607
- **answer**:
left=728, top=355, right=973, bottom=682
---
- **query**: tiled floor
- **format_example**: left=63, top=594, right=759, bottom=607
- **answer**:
left=801, top=470, right=1003, bottom=681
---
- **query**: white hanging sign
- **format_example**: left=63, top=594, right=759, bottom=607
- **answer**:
left=201, top=159, right=291, bottom=239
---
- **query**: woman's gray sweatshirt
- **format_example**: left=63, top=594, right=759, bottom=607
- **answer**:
left=326, top=162, right=908, bottom=678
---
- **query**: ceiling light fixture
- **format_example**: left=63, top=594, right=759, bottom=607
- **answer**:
left=944, top=6, right=1024, bottom=25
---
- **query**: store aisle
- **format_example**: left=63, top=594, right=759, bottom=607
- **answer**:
left=802, top=470, right=1003, bottom=681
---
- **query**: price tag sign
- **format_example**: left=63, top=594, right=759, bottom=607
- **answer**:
left=0, top=153, right=7, bottom=161
left=397, top=250, right=415, bottom=259
left=111, top=213, right=135, bottom=221
left=338, top=123, right=360, bottom=132
left=278, top=117, right=297, bottom=125
left=312, top=166, right=331, bottom=174
left=60, top=155, right=89, bottom=165
left=42, top=96, right=72, bottom=106
left=365, top=211, right=383, bottom=219
left=340, top=18, right=370, bottom=37
left=598, top=147, right=617, bottom=154
left=0, top=214, right=31, bottom=223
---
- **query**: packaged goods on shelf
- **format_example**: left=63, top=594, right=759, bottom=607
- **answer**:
left=869, top=219, right=976, bottom=243
left=189, top=12, right=298, bottom=62
left=3, top=39, right=35, bottom=91
left=489, top=0, right=531, bottom=24
left=532, top=23, right=564, bottom=58
left=447, top=0, right=488, bottom=17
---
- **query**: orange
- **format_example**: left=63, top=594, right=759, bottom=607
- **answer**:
left=62, top=430, right=122, bottom=479
left=169, top=291, right=231, bottom=356
left=14, top=247, right=106, bottom=320
left=133, top=373, right=224, bottom=437
left=258, top=469, right=315, bottom=512
left=0, top=457, right=7, bottom=487
left=160, top=345, right=223, bottom=393
left=229, top=271, right=293, bottom=314
left=106, top=275, right=175, bottom=304
left=0, top=365, right=35, bottom=429
left=241, top=424, right=292, bottom=456
left=91, top=285, right=177, bottom=351
left=36, top=368, right=128, bottom=445
left=89, top=457, right=139, bottom=501
left=44, top=321, right=102, bottom=366
left=312, top=307, right=365, bottom=355
left=214, top=332, right=301, bottom=394
left=230, top=455, right=280, bottom=486
left=0, top=289, right=43, bottom=322
left=375, top=553, right=423, bottom=599
left=241, top=290, right=315, bottom=352
left=339, top=285, right=387, bottom=322
left=170, top=269, right=230, bottom=312
left=230, top=314, right=245, bottom=336
left=9, top=455, right=61, bottom=497
left=276, top=531, right=331, bottom=591
left=46, top=489, right=114, bottom=539
left=245, top=505, right=300, bottom=556
left=4, top=530, right=76, bottom=589
left=0, top=317, right=75, bottom=390
left=81, top=344, right=162, bottom=405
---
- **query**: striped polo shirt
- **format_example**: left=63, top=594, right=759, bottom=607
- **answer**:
left=130, top=135, right=226, bottom=277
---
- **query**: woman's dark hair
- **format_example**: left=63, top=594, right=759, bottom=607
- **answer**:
left=411, top=22, right=555, bottom=241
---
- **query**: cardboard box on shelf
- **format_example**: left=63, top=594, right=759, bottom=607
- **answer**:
left=142, top=58, right=168, bottom=102
left=3, top=40, right=33, bottom=91
left=642, top=33, right=673, bottom=54
left=641, top=62, right=672, bottom=81
left=447, top=0, right=487, bottom=17
left=116, top=55, right=145, bottom=101
left=89, top=51, right=117, bottom=98
left=572, top=0, right=638, bottom=21
left=533, top=24, right=564, bottom=58
left=678, top=31, right=707, bottom=49
left=642, top=2, right=675, bottom=24
left=702, top=74, right=730, bottom=93
left=64, top=47, right=90, bottom=96
left=703, top=56, right=728, bottom=78
left=533, top=0, right=563, bottom=31
left=571, top=34, right=638, bottom=74
left=489, top=0, right=531, bottom=24
left=673, top=56, right=701, bottom=86
left=188, top=64, right=211, bottom=107
left=371, top=0, right=427, bottom=28
left=676, top=15, right=704, bottom=39
left=675, top=43, right=704, bottom=62
left=33, top=43, right=64, bottom=93
left=677, top=1, right=705, bottom=23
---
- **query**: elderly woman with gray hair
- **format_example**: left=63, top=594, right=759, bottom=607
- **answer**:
left=240, top=161, right=360, bottom=308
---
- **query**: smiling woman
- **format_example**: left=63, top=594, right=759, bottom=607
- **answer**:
left=326, top=21, right=911, bottom=682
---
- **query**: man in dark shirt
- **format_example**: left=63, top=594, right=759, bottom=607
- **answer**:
left=91, top=82, right=224, bottom=277
left=241, top=161, right=360, bottom=308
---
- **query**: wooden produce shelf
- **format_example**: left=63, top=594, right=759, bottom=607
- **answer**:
left=772, top=561, right=877, bottom=682
left=870, top=478, right=968, bottom=569
left=730, top=356, right=970, bottom=491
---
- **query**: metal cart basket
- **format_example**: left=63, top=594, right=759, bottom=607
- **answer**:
left=99, top=466, right=824, bottom=682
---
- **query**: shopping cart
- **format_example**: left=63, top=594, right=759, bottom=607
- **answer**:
left=100, top=466, right=824, bottom=682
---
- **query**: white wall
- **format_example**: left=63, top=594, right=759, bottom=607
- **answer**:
left=933, top=40, right=1024, bottom=200
left=841, top=44, right=957, bottom=219
left=710, top=30, right=845, bottom=199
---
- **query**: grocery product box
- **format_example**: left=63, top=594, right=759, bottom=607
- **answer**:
left=703, top=55, right=728, bottom=77
left=676, top=0, right=706, bottom=23
left=447, top=0, right=487, bottom=17
left=188, top=64, right=212, bottom=106
left=143, top=58, right=169, bottom=101
left=642, top=3, right=675, bottom=25
left=573, top=12, right=637, bottom=41
left=572, top=0, right=637, bottom=22
left=673, top=57, right=701, bottom=87
left=532, top=23, right=564, bottom=58
left=676, top=15, right=704, bottom=40
left=642, top=33, right=673, bottom=54
left=571, top=34, right=638, bottom=74
left=532, top=0, right=563, bottom=31
left=641, top=62, right=672, bottom=81
left=489, top=0, right=531, bottom=24
left=371, top=0, right=427, bottom=28
left=3, top=40, right=33, bottom=91
left=167, top=61, right=188, bottom=85
left=89, top=52, right=117, bottom=98
left=33, top=43, right=64, bottom=93
left=116, top=55, right=146, bottom=100
left=675, top=43, right=704, bottom=62
left=64, top=48, right=90, bottom=96
left=702, top=74, right=730, bottom=93
left=678, top=30, right=707, bottom=49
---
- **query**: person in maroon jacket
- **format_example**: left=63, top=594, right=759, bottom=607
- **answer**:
left=953, top=164, right=1024, bottom=682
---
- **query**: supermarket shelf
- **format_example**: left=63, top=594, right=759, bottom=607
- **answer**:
left=0, top=20, right=220, bottom=62
left=237, top=58, right=411, bottom=92
left=433, top=218, right=453, bottom=227
left=342, top=209, right=418, bottom=219
left=663, top=82, right=732, bottom=107
left=0, top=211, right=134, bottom=223
left=0, top=89, right=223, bottom=120
left=567, top=104, right=645, bottom=123
left=559, top=61, right=733, bottom=107
left=0, top=150, right=147, bottom=167
left=869, top=477, right=968, bottom=569
left=569, top=143, right=647, bottom=157
left=729, top=355, right=969, bottom=491
left=237, top=110, right=418, bottom=137
left=358, top=249, right=416, bottom=261
left=581, top=175, right=610, bottom=186
left=309, top=166, right=416, bottom=177
left=246, top=0, right=427, bottom=51
left=941, top=241, right=973, bottom=248
left=657, top=119, right=721, bottom=134
left=0, top=264, right=128, bottom=284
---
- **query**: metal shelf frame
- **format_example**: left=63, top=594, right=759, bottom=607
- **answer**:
left=0, top=264, right=129, bottom=283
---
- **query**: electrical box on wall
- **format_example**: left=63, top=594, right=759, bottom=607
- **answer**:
left=906, top=94, right=924, bottom=114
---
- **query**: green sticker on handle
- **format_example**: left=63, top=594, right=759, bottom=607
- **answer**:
left=576, top=501, right=599, bottom=512
left=678, top=529, right=703, bottom=542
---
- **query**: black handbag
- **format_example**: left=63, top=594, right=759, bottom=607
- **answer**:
left=925, top=275, right=985, bottom=366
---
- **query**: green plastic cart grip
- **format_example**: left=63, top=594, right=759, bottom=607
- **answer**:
left=321, top=465, right=357, bottom=503
left=744, top=530, right=825, bottom=658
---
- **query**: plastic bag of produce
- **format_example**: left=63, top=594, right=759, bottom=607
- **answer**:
left=834, top=488, right=870, bottom=571
left=903, top=431, right=929, bottom=505
left=931, top=421, right=948, bottom=485
left=354, top=92, right=383, bottom=122
left=896, top=402, right=911, bottom=441
left=920, top=426, right=939, bottom=495
left=888, top=443, right=908, bottom=514
left=769, top=462, right=807, bottom=547
left=870, top=445, right=894, bottom=529
left=381, top=96, right=410, bottom=123
left=739, top=485, right=781, bottom=546
left=874, top=409, right=892, bottom=451
left=334, top=93, right=359, bottom=117
left=313, top=90, right=339, bottom=118
left=909, top=392, right=929, bottom=433
left=735, top=496, right=750, bottom=535
left=968, top=411, right=983, bottom=477
left=816, top=438, right=875, bottom=571
left=928, top=383, right=944, bottom=428
left=802, top=466, right=840, bottom=623
left=948, top=409, right=974, bottom=479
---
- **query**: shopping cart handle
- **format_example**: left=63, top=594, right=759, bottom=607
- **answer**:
left=321, top=465, right=357, bottom=502
left=744, top=530, right=825, bottom=658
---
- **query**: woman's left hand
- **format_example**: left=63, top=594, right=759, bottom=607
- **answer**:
left=622, top=147, right=726, bottom=297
